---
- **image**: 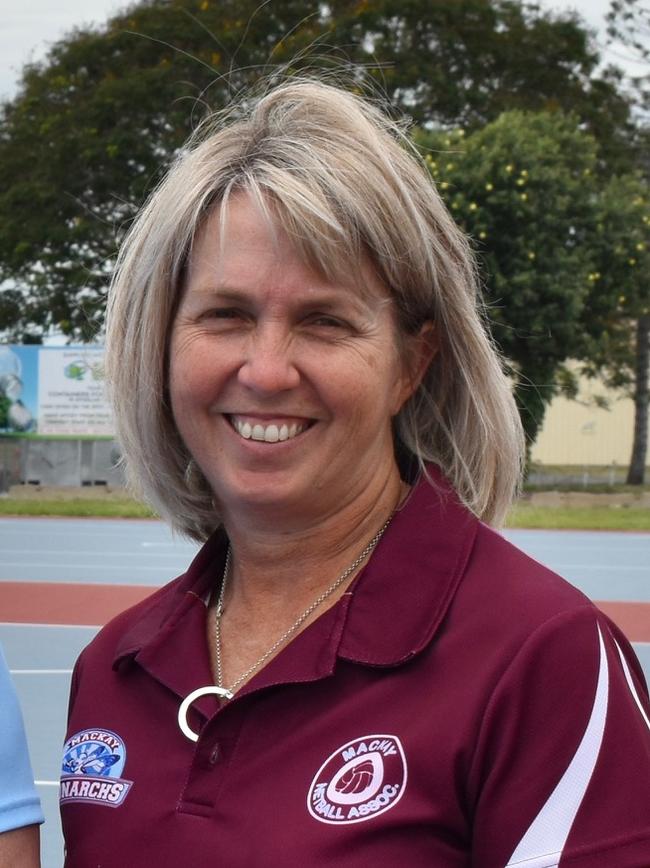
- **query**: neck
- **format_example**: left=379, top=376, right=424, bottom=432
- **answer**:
left=220, top=465, right=404, bottom=613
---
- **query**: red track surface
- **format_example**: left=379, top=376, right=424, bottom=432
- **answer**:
left=595, top=601, right=650, bottom=642
left=0, top=582, right=154, bottom=627
left=0, top=581, right=648, bottom=641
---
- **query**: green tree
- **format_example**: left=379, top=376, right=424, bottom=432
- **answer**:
left=581, top=174, right=650, bottom=483
left=0, top=0, right=632, bottom=341
left=336, top=0, right=632, bottom=156
left=0, top=395, right=10, bottom=430
left=607, top=0, right=650, bottom=113
left=603, top=0, right=650, bottom=482
left=417, top=111, right=600, bottom=449
left=0, top=0, right=328, bottom=342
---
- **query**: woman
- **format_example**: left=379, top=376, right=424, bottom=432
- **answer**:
left=0, top=644, right=42, bottom=868
left=61, top=79, right=650, bottom=866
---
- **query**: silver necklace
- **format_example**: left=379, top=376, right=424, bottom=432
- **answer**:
left=213, top=516, right=392, bottom=698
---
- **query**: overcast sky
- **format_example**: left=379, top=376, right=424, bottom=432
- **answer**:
left=0, top=0, right=641, bottom=102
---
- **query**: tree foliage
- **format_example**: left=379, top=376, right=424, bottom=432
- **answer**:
left=581, top=174, right=650, bottom=385
left=605, top=0, right=650, bottom=481
left=419, top=113, right=650, bottom=471
left=338, top=0, right=632, bottom=155
left=0, top=0, right=330, bottom=340
left=583, top=169, right=650, bottom=483
left=607, top=0, right=650, bottom=113
left=0, top=0, right=633, bottom=341
left=417, top=112, right=600, bottom=448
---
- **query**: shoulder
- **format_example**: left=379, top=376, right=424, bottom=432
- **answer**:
left=0, top=648, right=44, bottom=832
left=465, top=521, right=595, bottom=623
left=459, top=527, right=649, bottom=761
left=437, top=521, right=626, bottom=707
left=464, top=549, right=650, bottom=864
left=67, top=571, right=201, bottom=721
left=0, top=644, right=31, bottom=744
left=74, top=528, right=224, bottom=673
left=75, top=574, right=189, bottom=673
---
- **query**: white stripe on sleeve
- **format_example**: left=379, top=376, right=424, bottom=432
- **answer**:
left=614, top=639, right=650, bottom=732
left=505, top=624, right=609, bottom=868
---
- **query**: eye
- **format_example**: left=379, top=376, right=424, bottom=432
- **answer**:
left=306, top=313, right=347, bottom=329
left=207, top=307, right=245, bottom=320
left=200, top=307, right=254, bottom=328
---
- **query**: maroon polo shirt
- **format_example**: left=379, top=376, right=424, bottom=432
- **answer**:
left=60, top=471, right=650, bottom=866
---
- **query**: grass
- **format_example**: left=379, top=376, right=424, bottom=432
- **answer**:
left=0, top=497, right=156, bottom=519
left=0, top=495, right=648, bottom=530
left=507, top=504, right=650, bottom=531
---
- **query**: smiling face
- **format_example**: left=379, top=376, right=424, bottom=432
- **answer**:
left=168, top=192, right=420, bottom=526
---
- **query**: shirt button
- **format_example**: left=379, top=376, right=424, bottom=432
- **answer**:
left=208, top=743, right=220, bottom=765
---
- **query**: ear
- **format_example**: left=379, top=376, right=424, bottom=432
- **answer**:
left=392, top=321, right=438, bottom=413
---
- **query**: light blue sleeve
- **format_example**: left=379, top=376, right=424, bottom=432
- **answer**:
left=0, top=643, right=44, bottom=832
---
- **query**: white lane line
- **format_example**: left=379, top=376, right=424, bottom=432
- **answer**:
left=0, top=561, right=174, bottom=571
left=1, top=549, right=187, bottom=558
left=35, top=781, right=59, bottom=787
left=0, top=528, right=166, bottom=537
left=506, top=535, right=650, bottom=544
left=11, top=669, right=73, bottom=675
left=554, top=564, right=649, bottom=572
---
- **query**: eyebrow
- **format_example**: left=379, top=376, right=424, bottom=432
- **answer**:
left=183, top=285, right=376, bottom=315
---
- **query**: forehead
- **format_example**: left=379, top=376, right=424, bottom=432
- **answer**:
left=184, top=192, right=388, bottom=307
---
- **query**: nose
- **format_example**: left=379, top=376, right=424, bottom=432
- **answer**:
left=237, top=325, right=300, bottom=395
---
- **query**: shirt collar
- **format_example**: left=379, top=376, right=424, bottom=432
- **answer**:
left=338, top=466, right=478, bottom=665
left=113, top=466, right=478, bottom=677
left=112, top=532, right=225, bottom=670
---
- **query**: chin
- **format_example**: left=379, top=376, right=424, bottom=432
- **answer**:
left=211, top=471, right=308, bottom=514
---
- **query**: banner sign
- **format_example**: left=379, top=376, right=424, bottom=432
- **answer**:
left=0, top=345, right=113, bottom=437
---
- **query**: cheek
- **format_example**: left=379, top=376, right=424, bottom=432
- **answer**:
left=167, top=326, right=189, bottom=391
left=368, top=351, right=411, bottom=418
left=167, top=347, right=223, bottom=459
left=333, top=356, right=407, bottom=425
left=168, top=333, right=224, bottom=411
left=167, top=366, right=195, bottom=442
left=167, top=348, right=193, bottom=418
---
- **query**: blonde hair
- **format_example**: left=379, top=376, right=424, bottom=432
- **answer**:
left=106, top=77, right=524, bottom=541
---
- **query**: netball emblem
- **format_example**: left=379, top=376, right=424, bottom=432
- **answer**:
left=308, top=734, right=407, bottom=825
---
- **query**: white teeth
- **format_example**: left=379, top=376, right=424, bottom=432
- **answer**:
left=232, top=417, right=306, bottom=443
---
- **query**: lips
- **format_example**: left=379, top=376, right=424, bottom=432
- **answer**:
left=228, top=415, right=311, bottom=443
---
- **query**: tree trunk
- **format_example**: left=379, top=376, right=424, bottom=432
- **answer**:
left=626, top=314, right=650, bottom=485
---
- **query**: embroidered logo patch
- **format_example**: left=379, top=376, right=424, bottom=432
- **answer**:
left=60, top=728, right=133, bottom=808
left=307, top=734, right=407, bottom=825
